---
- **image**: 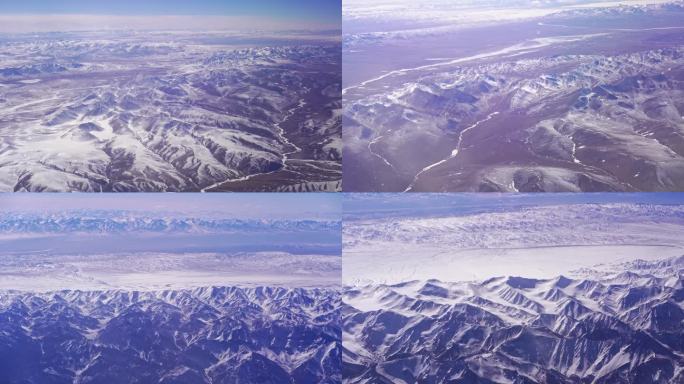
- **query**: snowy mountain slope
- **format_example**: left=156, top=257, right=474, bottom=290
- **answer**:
left=0, top=32, right=341, bottom=192
left=343, top=256, right=684, bottom=383
left=347, top=45, right=684, bottom=192
left=343, top=2, right=684, bottom=192
left=342, top=196, right=684, bottom=383
left=0, top=286, right=341, bottom=384
left=0, top=196, right=343, bottom=383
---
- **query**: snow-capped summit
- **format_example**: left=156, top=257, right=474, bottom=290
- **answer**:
left=343, top=255, right=684, bottom=383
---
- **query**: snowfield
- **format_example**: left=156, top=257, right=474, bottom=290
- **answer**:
left=342, top=197, right=684, bottom=383
left=344, top=203, right=684, bottom=284
left=0, top=251, right=341, bottom=291
left=0, top=209, right=341, bottom=290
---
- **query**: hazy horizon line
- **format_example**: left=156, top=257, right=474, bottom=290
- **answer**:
left=0, top=14, right=340, bottom=33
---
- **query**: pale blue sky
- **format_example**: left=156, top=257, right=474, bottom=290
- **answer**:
left=0, top=0, right=340, bottom=22
left=0, top=193, right=340, bottom=220
left=0, top=0, right=341, bottom=32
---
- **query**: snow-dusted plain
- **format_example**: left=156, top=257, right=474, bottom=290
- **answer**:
left=342, top=194, right=684, bottom=383
left=0, top=30, right=341, bottom=192
left=0, top=210, right=342, bottom=290
left=344, top=201, right=684, bottom=284
left=344, top=1, right=684, bottom=192
left=0, top=195, right=342, bottom=383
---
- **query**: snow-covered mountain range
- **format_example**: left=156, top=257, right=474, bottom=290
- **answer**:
left=343, top=196, right=684, bottom=383
left=343, top=1, right=684, bottom=192
left=0, top=195, right=343, bottom=383
left=343, top=256, right=684, bottom=383
left=0, top=210, right=340, bottom=234
left=0, top=31, right=341, bottom=192
left=0, top=286, right=341, bottom=384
